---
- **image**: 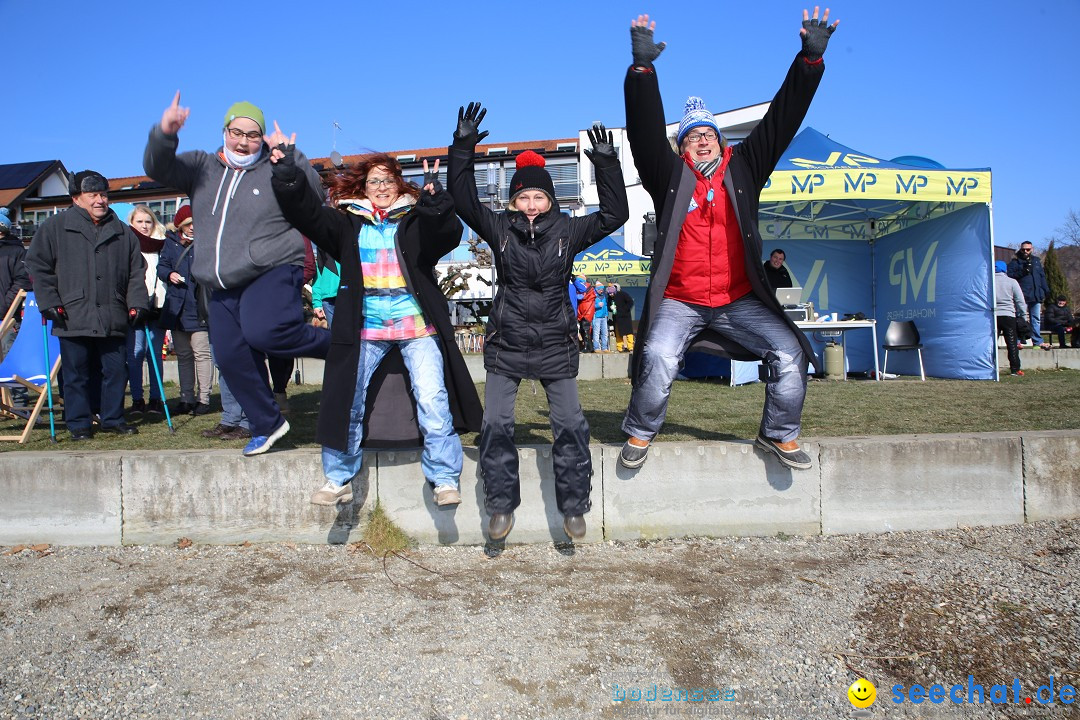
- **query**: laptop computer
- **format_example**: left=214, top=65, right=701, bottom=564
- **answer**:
left=775, top=286, right=803, bottom=307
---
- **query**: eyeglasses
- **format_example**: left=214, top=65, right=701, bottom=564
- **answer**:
left=366, top=178, right=395, bottom=188
left=227, top=127, right=263, bottom=141
left=686, top=131, right=718, bottom=143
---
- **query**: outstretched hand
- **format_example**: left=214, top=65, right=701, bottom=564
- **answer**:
left=584, top=123, right=617, bottom=163
left=630, top=14, right=666, bottom=67
left=455, top=102, right=489, bottom=145
left=266, top=121, right=296, bottom=164
left=422, top=158, right=442, bottom=195
left=800, top=6, right=839, bottom=61
left=160, top=90, right=190, bottom=135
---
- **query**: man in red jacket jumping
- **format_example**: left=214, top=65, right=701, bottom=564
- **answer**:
left=619, top=8, right=839, bottom=472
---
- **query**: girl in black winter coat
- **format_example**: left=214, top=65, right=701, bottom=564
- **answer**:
left=448, top=103, right=629, bottom=542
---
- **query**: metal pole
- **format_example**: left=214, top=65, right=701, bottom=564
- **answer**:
left=40, top=315, right=56, bottom=442
left=144, top=327, right=174, bottom=433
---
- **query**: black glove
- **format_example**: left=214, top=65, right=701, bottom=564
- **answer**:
left=42, top=306, right=66, bottom=326
left=271, top=142, right=299, bottom=183
left=801, top=12, right=837, bottom=61
left=423, top=167, right=443, bottom=195
left=455, top=102, right=489, bottom=145
left=630, top=24, right=665, bottom=67
left=128, top=307, right=149, bottom=329
left=584, top=123, right=617, bottom=163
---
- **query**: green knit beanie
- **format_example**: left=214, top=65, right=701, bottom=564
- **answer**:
left=223, top=101, right=265, bottom=135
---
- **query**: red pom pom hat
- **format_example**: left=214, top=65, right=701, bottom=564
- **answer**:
left=508, top=150, right=556, bottom=206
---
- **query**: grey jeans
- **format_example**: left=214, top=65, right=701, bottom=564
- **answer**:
left=622, top=294, right=808, bottom=444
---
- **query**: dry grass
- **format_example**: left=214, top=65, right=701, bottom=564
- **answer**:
left=360, top=503, right=414, bottom=555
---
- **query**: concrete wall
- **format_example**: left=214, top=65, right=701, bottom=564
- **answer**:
left=0, top=431, right=1077, bottom=546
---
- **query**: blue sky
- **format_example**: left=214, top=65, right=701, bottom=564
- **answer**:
left=4, top=0, right=1077, bottom=249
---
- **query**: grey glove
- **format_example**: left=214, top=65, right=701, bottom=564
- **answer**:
left=801, top=13, right=836, bottom=61
left=631, top=24, right=666, bottom=67
left=584, top=123, right=617, bottom=163
left=455, top=102, right=489, bottom=145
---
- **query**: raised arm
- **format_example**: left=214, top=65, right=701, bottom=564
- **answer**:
left=572, top=123, right=630, bottom=253
left=447, top=102, right=500, bottom=242
left=268, top=126, right=351, bottom=260
left=143, top=91, right=202, bottom=194
left=736, top=7, right=838, bottom=189
left=623, top=15, right=677, bottom=197
left=415, top=159, right=466, bottom=268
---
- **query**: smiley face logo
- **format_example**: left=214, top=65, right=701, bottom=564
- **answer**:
left=847, top=678, right=876, bottom=709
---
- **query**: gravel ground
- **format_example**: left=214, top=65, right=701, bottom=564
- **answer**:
left=1, top=520, right=1078, bottom=720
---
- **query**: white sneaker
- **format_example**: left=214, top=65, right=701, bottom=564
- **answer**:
left=433, top=485, right=462, bottom=506
left=311, top=482, right=353, bottom=506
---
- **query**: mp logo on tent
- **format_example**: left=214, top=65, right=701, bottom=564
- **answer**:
left=889, top=241, right=939, bottom=304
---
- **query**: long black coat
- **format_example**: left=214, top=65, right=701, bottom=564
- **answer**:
left=271, top=155, right=482, bottom=451
left=624, top=54, right=825, bottom=380
left=448, top=141, right=629, bottom=380
left=613, top=289, right=635, bottom=336
left=26, top=206, right=148, bottom=338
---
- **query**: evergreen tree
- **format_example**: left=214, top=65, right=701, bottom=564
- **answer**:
left=1043, top=240, right=1070, bottom=306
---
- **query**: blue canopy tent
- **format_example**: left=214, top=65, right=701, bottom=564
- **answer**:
left=755, top=128, right=995, bottom=380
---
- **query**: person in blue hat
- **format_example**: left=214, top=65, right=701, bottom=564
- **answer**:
left=619, top=9, right=839, bottom=472
left=994, top=260, right=1027, bottom=376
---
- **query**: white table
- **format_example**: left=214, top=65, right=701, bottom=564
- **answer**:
left=795, top=319, right=879, bottom=381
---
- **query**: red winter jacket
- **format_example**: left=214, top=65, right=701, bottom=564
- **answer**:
left=577, top=287, right=597, bottom=322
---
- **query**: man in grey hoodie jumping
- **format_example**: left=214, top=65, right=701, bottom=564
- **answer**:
left=144, top=93, right=329, bottom=455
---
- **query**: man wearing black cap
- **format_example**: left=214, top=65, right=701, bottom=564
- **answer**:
left=26, top=171, right=149, bottom=439
left=1043, top=295, right=1075, bottom=350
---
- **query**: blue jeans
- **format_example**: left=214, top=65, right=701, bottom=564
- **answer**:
left=126, top=324, right=164, bottom=402
left=323, top=335, right=462, bottom=487
left=211, top=344, right=249, bottom=430
left=592, top=316, right=609, bottom=351
left=1026, top=301, right=1044, bottom=344
left=622, top=294, right=809, bottom=444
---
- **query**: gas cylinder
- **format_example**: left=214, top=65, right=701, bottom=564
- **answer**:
left=824, top=342, right=845, bottom=380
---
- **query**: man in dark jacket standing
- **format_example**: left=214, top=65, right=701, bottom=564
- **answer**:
left=618, top=10, right=838, bottom=472
left=763, top=248, right=794, bottom=293
left=25, top=171, right=149, bottom=439
left=1007, top=241, right=1051, bottom=349
left=0, top=208, right=31, bottom=359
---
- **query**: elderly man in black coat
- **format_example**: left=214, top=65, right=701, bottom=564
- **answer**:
left=26, top=171, right=150, bottom=440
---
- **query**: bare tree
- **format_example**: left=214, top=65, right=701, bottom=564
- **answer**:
left=1051, top=209, right=1080, bottom=247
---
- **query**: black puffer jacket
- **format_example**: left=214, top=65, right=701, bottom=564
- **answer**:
left=448, top=142, right=629, bottom=380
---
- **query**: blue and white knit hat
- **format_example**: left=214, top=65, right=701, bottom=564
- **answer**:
left=676, top=96, right=722, bottom=146
left=0, top=208, right=11, bottom=230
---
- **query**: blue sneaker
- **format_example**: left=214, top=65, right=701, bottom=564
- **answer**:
left=242, top=420, right=290, bottom=457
